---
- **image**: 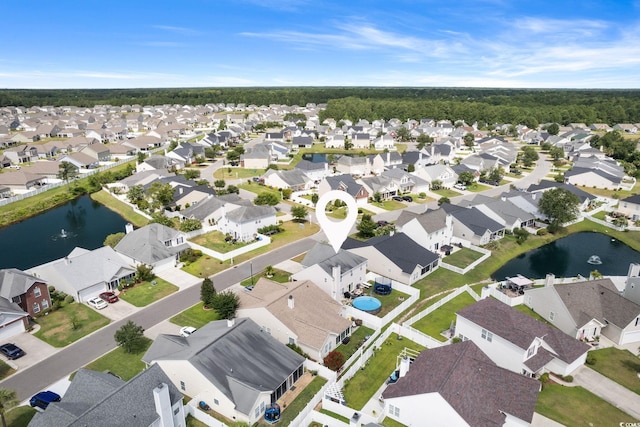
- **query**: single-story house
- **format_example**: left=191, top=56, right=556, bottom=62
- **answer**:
left=115, top=223, right=189, bottom=272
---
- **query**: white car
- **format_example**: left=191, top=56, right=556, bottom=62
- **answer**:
left=180, top=326, right=197, bottom=337
left=453, top=183, right=467, bottom=191
left=87, top=297, right=108, bottom=310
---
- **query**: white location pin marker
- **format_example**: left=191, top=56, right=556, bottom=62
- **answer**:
left=315, top=190, right=358, bottom=254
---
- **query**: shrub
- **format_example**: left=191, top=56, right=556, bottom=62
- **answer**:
left=563, top=375, right=573, bottom=383
left=286, top=343, right=310, bottom=359
left=586, top=353, right=597, bottom=365
left=323, top=350, right=346, bottom=371
left=539, top=372, right=550, bottom=384
left=180, top=248, right=203, bottom=264
left=64, top=295, right=74, bottom=304
left=537, top=228, right=548, bottom=236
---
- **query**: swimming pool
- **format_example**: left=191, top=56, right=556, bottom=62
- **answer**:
left=352, top=296, right=382, bottom=315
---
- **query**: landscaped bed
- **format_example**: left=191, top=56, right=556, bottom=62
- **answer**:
left=240, top=267, right=290, bottom=287
left=587, top=347, right=640, bottom=394
left=34, top=303, right=110, bottom=347
left=119, top=278, right=179, bottom=307
left=409, top=292, right=476, bottom=342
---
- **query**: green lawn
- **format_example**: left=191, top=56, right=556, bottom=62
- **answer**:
left=467, top=183, right=491, bottom=193
left=382, top=417, right=408, bottom=427
left=186, top=415, right=209, bottom=427
left=410, top=292, right=476, bottom=341
left=372, top=289, right=410, bottom=317
left=190, top=230, right=254, bottom=253
left=337, top=326, right=375, bottom=362
left=34, top=303, right=111, bottom=347
left=588, top=348, right=640, bottom=394
left=432, top=188, right=460, bottom=198
left=536, top=383, right=637, bottom=425
left=591, top=210, right=608, bottom=220
left=170, top=302, right=221, bottom=328
left=213, top=167, right=265, bottom=180
left=90, top=189, right=149, bottom=228
left=342, top=334, right=425, bottom=410
left=84, top=337, right=152, bottom=381
left=370, top=200, right=406, bottom=210
left=182, top=221, right=319, bottom=278
left=318, top=409, right=349, bottom=423
left=278, top=376, right=327, bottom=425
left=240, top=268, right=291, bottom=287
left=119, top=278, right=179, bottom=307
left=4, top=406, right=37, bottom=427
left=238, top=181, right=283, bottom=198
left=443, top=247, right=485, bottom=268
left=0, top=359, right=15, bottom=380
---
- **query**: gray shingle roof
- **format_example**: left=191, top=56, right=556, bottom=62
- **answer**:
left=442, top=204, right=504, bottom=235
left=382, top=341, right=539, bottom=426
left=324, top=175, right=365, bottom=198
left=0, top=268, right=46, bottom=299
left=143, top=318, right=304, bottom=417
left=301, top=242, right=367, bottom=275
left=115, top=223, right=189, bottom=265
left=225, top=205, right=276, bottom=223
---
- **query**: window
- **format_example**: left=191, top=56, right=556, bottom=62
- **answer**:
left=34, top=287, right=41, bottom=297
left=481, top=328, right=493, bottom=342
left=180, top=381, right=185, bottom=391
left=289, top=337, right=295, bottom=345
left=388, top=404, right=400, bottom=417
left=214, top=398, right=219, bottom=405
left=636, top=317, right=639, bottom=327
left=527, top=346, right=536, bottom=358
left=33, top=302, right=40, bottom=313
left=255, top=406, right=260, bottom=418
left=549, top=312, right=555, bottom=321
left=173, top=407, right=180, bottom=415
left=260, top=401, right=265, bottom=412
left=41, top=299, right=49, bottom=310
left=12, top=295, right=21, bottom=304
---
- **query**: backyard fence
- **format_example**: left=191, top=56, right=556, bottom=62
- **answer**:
left=403, top=285, right=479, bottom=327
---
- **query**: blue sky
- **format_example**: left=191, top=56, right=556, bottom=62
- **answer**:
left=2, top=0, right=639, bottom=89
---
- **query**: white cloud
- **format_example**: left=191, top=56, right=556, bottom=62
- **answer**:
left=152, top=25, right=200, bottom=35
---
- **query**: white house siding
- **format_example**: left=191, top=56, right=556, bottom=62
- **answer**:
left=385, top=393, right=469, bottom=427
left=525, top=287, right=579, bottom=338
left=617, top=201, right=640, bottom=219
left=621, top=327, right=640, bottom=345
left=292, top=263, right=366, bottom=301
left=566, top=171, right=618, bottom=189
left=77, top=282, right=108, bottom=303
left=345, top=247, right=410, bottom=285
left=152, top=256, right=177, bottom=273
left=242, top=157, right=269, bottom=169
left=452, top=222, right=488, bottom=246
left=545, top=353, right=587, bottom=377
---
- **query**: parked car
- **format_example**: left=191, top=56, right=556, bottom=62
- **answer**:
left=87, top=297, right=108, bottom=310
left=180, top=326, right=197, bottom=337
left=392, top=196, right=404, bottom=202
left=99, top=292, right=119, bottom=303
left=30, top=391, right=61, bottom=410
left=402, top=195, right=413, bottom=202
left=244, top=285, right=255, bottom=292
left=376, top=220, right=390, bottom=227
left=453, top=183, right=467, bottom=191
left=0, top=343, right=25, bottom=360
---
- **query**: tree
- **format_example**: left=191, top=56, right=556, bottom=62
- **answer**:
left=114, top=321, right=146, bottom=353
left=200, top=278, right=216, bottom=308
left=546, top=123, right=560, bottom=135
left=438, top=196, right=450, bottom=206
left=549, top=146, right=565, bottom=161
left=254, top=192, right=280, bottom=206
left=487, top=167, right=503, bottom=183
left=463, top=133, right=475, bottom=147
left=281, top=188, right=292, bottom=200
left=148, top=182, right=174, bottom=209
left=431, top=179, right=443, bottom=190
left=179, top=218, right=202, bottom=232
left=291, top=205, right=308, bottom=222
left=323, top=350, right=345, bottom=371
left=58, top=161, right=78, bottom=188
left=214, top=179, right=226, bottom=189
left=227, top=184, right=239, bottom=194
left=521, top=146, right=539, bottom=167
left=135, top=264, right=155, bottom=283
left=513, top=227, right=529, bottom=244
left=150, top=213, right=174, bottom=227
left=265, top=265, right=275, bottom=277
left=407, top=164, right=415, bottom=172
left=211, top=290, right=239, bottom=319
left=184, top=169, right=201, bottom=180
left=395, top=126, right=410, bottom=142
left=137, top=151, right=147, bottom=164
left=0, top=389, right=17, bottom=427
left=356, top=214, right=376, bottom=239
left=104, top=232, right=125, bottom=248
left=311, top=193, right=319, bottom=205
left=539, top=188, right=580, bottom=233
left=458, top=171, right=475, bottom=186
left=127, top=184, right=145, bottom=204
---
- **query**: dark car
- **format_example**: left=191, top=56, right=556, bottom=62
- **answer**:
left=99, top=292, right=119, bottom=303
left=30, top=391, right=61, bottom=410
left=376, top=220, right=390, bottom=227
left=402, top=195, right=413, bottom=202
left=0, top=343, right=25, bottom=360
left=392, top=196, right=404, bottom=202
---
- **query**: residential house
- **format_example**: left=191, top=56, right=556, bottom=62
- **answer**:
left=170, top=185, right=217, bottom=211
left=0, top=268, right=51, bottom=319
left=0, top=170, right=46, bottom=194
left=179, top=194, right=251, bottom=226
left=395, top=209, right=453, bottom=253
left=460, top=195, right=536, bottom=231
left=524, top=278, right=640, bottom=345
left=292, top=242, right=368, bottom=301
left=59, top=152, right=99, bottom=170
left=123, top=135, right=164, bottom=152
left=137, top=154, right=182, bottom=172
left=412, top=164, right=458, bottom=188
left=613, top=124, right=638, bottom=134
left=28, top=364, right=185, bottom=427
left=217, top=205, right=277, bottom=242
left=292, top=135, right=314, bottom=149
left=456, top=298, right=590, bottom=377
left=142, top=318, right=306, bottom=425
left=28, top=246, right=135, bottom=303
left=360, top=175, right=399, bottom=200
left=373, top=134, right=395, bottom=150
left=401, top=151, right=434, bottom=171
left=325, top=134, right=345, bottom=149
left=526, top=181, right=595, bottom=211
left=334, top=155, right=370, bottom=177
left=79, top=143, right=111, bottom=162
left=237, top=277, right=352, bottom=360
left=441, top=204, right=505, bottom=245
left=3, top=145, right=39, bottom=164
left=115, top=223, right=189, bottom=272
left=351, top=133, right=371, bottom=150
left=381, top=169, right=429, bottom=195
left=294, top=159, right=329, bottom=183
left=618, top=194, right=640, bottom=220
left=564, top=155, right=626, bottom=189
left=369, top=152, right=403, bottom=174
left=241, top=144, right=271, bottom=169
left=318, top=174, right=369, bottom=206
left=382, top=341, right=540, bottom=427
left=262, top=169, right=311, bottom=191
left=343, top=233, right=439, bottom=285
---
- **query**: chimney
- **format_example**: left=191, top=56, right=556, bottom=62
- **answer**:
left=64, top=256, right=70, bottom=265
left=153, top=383, right=174, bottom=427
left=227, top=318, right=235, bottom=328
left=386, top=151, right=390, bottom=164
left=545, top=273, right=555, bottom=287
left=125, top=223, right=134, bottom=234
left=179, top=187, right=183, bottom=195
left=531, top=193, right=537, bottom=200
left=332, top=265, right=341, bottom=300
left=399, top=355, right=411, bottom=377
left=288, top=295, right=295, bottom=309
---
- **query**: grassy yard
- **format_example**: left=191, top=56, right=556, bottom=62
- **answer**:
left=373, top=289, right=410, bottom=317
left=170, top=302, right=221, bottom=328
left=0, top=359, right=15, bottom=380
left=336, top=326, right=375, bottom=362
left=90, top=189, right=149, bottom=228
left=182, top=220, right=319, bottom=278
left=186, top=415, right=209, bottom=427
left=4, top=406, right=37, bottom=427
left=240, top=267, right=291, bottom=287
left=213, top=167, right=265, bottom=180
left=382, top=417, right=408, bottom=427
left=536, top=382, right=637, bottom=425
left=84, top=337, right=152, bottom=381
left=588, top=347, right=640, bottom=394
left=190, top=230, right=254, bottom=253
left=119, top=278, right=179, bottom=307
left=432, top=188, right=460, bottom=198
left=467, top=183, right=491, bottom=193
left=34, top=303, right=111, bottom=347
left=410, top=292, right=477, bottom=341
left=238, top=181, right=283, bottom=198
left=342, top=334, right=425, bottom=410
left=278, top=376, right=327, bottom=425
left=591, top=210, right=608, bottom=220
left=442, top=247, right=485, bottom=268
left=370, top=199, right=406, bottom=210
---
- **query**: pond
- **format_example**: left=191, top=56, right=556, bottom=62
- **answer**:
left=492, top=232, right=640, bottom=280
left=0, top=195, right=128, bottom=270
left=301, top=153, right=327, bottom=163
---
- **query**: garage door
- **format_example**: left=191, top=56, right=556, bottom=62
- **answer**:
left=620, top=329, right=640, bottom=345
left=0, top=320, right=26, bottom=341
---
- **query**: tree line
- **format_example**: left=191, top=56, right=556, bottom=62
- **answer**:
left=1, top=87, right=639, bottom=125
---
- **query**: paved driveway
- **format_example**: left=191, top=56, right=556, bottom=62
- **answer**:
left=572, top=365, right=640, bottom=420
left=97, top=299, right=139, bottom=321
left=3, top=329, right=59, bottom=372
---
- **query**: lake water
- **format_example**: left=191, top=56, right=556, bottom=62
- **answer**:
left=0, top=195, right=128, bottom=270
left=492, top=232, right=640, bottom=280
left=301, top=153, right=327, bottom=163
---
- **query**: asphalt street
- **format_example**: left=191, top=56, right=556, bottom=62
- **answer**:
left=0, top=236, right=316, bottom=401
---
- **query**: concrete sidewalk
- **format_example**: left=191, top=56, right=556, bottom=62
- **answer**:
left=572, top=365, right=640, bottom=420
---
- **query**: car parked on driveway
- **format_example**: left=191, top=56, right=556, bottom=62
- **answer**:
left=87, top=297, right=108, bottom=310
left=402, top=195, right=413, bottom=202
left=453, top=183, right=467, bottom=191
left=376, top=220, right=390, bottom=227
left=99, top=292, right=119, bottom=303
left=392, top=196, right=404, bottom=202
left=0, top=343, right=25, bottom=360
left=30, top=391, right=61, bottom=410
left=179, top=326, right=197, bottom=337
